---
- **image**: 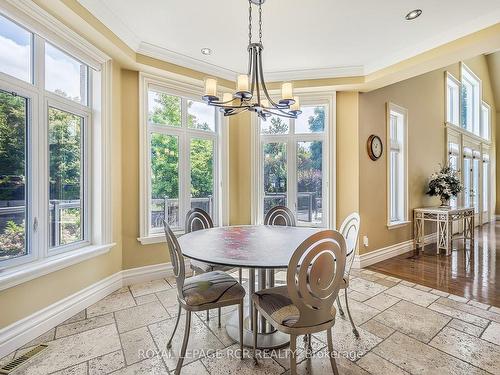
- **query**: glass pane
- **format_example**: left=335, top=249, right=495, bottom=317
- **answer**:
left=390, top=151, right=399, bottom=221
left=45, top=43, right=88, bottom=105
left=295, top=105, right=325, bottom=133
left=461, top=82, right=472, bottom=132
left=188, top=100, right=215, bottom=132
left=151, top=133, right=179, bottom=228
left=263, top=142, right=287, bottom=216
left=472, top=159, right=479, bottom=213
left=190, top=138, right=214, bottom=216
left=297, top=141, right=323, bottom=225
left=449, top=153, right=458, bottom=208
left=0, top=14, right=31, bottom=82
left=261, top=115, right=289, bottom=135
left=49, top=107, right=83, bottom=248
left=0, top=90, right=28, bottom=262
left=483, top=162, right=488, bottom=212
left=148, top=91, right=181, bottom=127
left=463, top=158, right=471, bottom=208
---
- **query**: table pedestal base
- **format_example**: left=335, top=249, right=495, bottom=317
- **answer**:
left=225, top=310, right=289, bottom=349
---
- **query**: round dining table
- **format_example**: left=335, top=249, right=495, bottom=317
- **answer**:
left=178, top=225, right=321, bottom=349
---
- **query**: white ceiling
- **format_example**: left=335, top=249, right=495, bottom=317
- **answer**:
left=78, top=0, right=500, bottom=80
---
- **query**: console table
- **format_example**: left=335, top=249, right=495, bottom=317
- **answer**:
left=413, top=207, right=474, bottom=255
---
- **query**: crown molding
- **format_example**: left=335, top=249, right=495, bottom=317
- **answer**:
left=264, top=66, right=365, bottom=81
left=137, top=42, right=237, bottom=81
left=77, top=0, right=142, bottom=50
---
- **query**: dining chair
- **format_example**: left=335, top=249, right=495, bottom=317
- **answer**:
left=163, top=221, right=245, bottom=375
left=264, top=205, right=296, bottom=227
left=252, top=230, right=346, bottom=375
left=185, top=208, right=239, bottom=326
left=336, top=212, right=361, bottom=338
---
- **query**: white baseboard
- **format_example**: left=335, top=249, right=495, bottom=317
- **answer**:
left=0, top=262, right=174, bottom=358
left=353, top=233, right=437, bottom=269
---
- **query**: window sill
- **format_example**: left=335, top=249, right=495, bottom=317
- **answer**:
left=387, top=221, right=411, bottom=230
left=0, top=243, right=116, bottom=292
left=137, top=230, right=184, bottom=245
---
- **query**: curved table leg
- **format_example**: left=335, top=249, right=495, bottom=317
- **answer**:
left=226, top=267, right=289, bottom=349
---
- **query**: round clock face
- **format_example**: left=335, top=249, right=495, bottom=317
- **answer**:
left=368, top=135, right=383, bottom=160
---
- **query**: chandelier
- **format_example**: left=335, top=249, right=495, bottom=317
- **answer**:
left=202, top=0, right=301, bottom=120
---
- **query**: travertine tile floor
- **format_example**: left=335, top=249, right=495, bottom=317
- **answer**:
left=3, top=268, right=500, bottom=374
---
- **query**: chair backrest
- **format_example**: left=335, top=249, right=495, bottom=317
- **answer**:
left=163, top=221, right=185, bottom=296
left=339, top=212, right=360, bottom=277
left=264, top=206, right=296, bottom=227
left=286, top=230, right=346, bottom=328
left=185, top=208, right=214, bottom=233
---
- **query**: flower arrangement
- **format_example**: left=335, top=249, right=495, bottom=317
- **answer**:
left=426, top=165, right=462, bottom=207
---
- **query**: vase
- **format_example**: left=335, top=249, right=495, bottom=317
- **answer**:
left=440, top=196, right=450, bottom=208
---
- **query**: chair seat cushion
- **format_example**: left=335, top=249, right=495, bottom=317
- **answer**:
left=190, top=260, right=234, bottom=274
left=182, top=271, right=245, bottom=306
left=252, top=286, right=336, bottom=328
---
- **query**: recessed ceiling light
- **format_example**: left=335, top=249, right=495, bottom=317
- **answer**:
left=405, top=9, right=422, bottom=20
left=201, top=48, right=212, bottom=56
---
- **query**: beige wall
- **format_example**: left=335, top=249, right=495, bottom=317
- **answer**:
left=336, top=92, right=360, bottom=226
left=0, top=62, right=124, bottom=328
left=358, top=55, right=497, bottom=254
left=121, top=70, right=169, bottom=269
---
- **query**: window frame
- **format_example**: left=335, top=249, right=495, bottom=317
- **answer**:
left=445, top=72, right=460, bottom=127
left=0, top=2, right=113, bottom=289
left=138, top=73, right=229, bottom=244
left=386, top=102, right=409, bottom=229
left=251, top=93, right=335, bottom=229
left=480, top=101, right=491, bottom=141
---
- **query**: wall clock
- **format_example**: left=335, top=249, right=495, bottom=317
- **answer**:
left=367, top=135, right=383, bottom=161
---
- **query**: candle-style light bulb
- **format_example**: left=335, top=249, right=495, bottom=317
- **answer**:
left=281, top=82, right=293, bottom=100
left=237, top=74, right=249, bottom=92
left=204, top=77, right=218, bottom=97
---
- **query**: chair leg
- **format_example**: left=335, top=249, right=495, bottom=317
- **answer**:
left=167, top=303, right=182, bottom=349
left=336, top=296, right=345, bottom=317
left=290, top=334, right=297, bottom=375
left=252, top=303, right=258, bottom=363
left=218, top=307, right=222, bottom=328
left=206, top=310, right=210, bottom=322
left=238, top=301, right=244, bottom=359
left=344, top=288, right=360, bottom=338
left=239, top=268, right=243, bottom=284
left=175, top=311, right=191, bottom=375
left=326, top=328, right=339, bottom=375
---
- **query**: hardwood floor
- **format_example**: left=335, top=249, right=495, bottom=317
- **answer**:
left=368, top=221, right=500, bottom=307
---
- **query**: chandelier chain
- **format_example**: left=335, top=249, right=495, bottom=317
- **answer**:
left=248, top=0, right=252, bottom=45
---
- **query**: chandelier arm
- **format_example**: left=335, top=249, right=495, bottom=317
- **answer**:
left=263, top=108, right=297, bottom=119
left=257, top=49, right=286, bottom=109
left=247, top=48, right=253, bottom=77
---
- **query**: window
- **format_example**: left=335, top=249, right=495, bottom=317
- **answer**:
left=140, top=78, right=223, bottom=241
left=256, top=100, right=330, bottom=227
left=461, top=64, right=481, bottom=135
left=0, top=14, right=31, bottom=82
left=446, top=73, right=460, bottom=126
left=387, top=103, right=408, bottom=226
left=482, top=153, right=489, bottom=214
left=0, top=7, right=110, bottom=278
left=481, top=102, right=490, bottom=140
left=448, top=141, right=460, bottom=208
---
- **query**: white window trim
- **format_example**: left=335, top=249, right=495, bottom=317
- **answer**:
left=386, top=102, right=408, bottom=228
left=250, top=91, right=336, bottom=229
left=444, top=72, right=460, bottom=127
left=0, top=1, right=114, bottom=290
left=480, top=101, right=491, bottom=141
left=138, top=73, right=229, bottom=244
